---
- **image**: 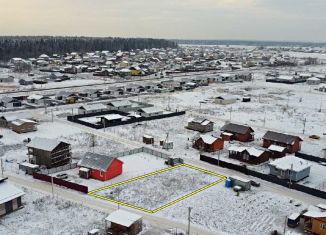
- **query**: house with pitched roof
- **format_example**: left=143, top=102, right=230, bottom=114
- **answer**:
left=228, top=145, right=270, bottom=164
left=27, top=137, right=71, bottom=168
left=186, top=118, right=214, bottom=133
left=78, top=152, right=123, bottom=181
left=220, top=123, right=254, bottom=142
left=268, top=155, right=311, bottom=181
left=262, top=131, right=302, bottom=153
left=193, top=135, right=224, bottom=152
left=0, top=178, right=24, bottom=217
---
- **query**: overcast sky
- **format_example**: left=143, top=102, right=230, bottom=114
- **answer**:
left=0, top=0, right=325, bottom=42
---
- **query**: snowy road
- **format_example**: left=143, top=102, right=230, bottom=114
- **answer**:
left=7, top=174, right=219, bottom=235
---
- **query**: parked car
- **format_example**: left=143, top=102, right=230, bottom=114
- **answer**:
left=56, top=173, right=68, bottom=179
left=250, top=180, right=261, bottom=187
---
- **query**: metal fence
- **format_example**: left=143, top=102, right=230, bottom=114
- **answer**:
left=33, top=172, right=88, bottom=194
left=110, top=147, right=170, bottom=160
left=295, top=151, right=326, bottom=163
left=200, top=154, right=326, bottom=199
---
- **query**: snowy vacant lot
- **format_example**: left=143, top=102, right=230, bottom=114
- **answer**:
left=157, top=183, right=305, bottom=235
left=93, top=165, right=224, bottom=211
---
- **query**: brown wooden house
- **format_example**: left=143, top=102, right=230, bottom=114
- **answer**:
left=262, top=131, right=302, bottom=154
left=105, top=210, right=142, bottom=235
left=220, top=123, right=254, bottom=142
left=193, top=135, right=224, bottom=152
left=143, top=135, right=154, bottom=145
left=11, top=119, right=37, bottom=134
left=27, top=137, right=71, bottom=168
left=0, top=178, right=24, bottom=217
left=228, top=146, right=270, bottom=164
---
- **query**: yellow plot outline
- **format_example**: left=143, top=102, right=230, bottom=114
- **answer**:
left=88, top=163, right=227, bottom=214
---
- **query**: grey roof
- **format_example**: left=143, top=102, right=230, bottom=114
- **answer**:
left=220, top=123, right=254, bottom=135
left=79, top=152, right=121, bottom=171
left=263, top=131, right=302, bottom=145
left=26, top=137, right=68, bottom=152
left=107, top=100, right=132, bottom=107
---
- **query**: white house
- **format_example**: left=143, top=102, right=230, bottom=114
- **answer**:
left=78, top=104, right=107, bottom=115
left=307, top=77, right=321, bottom=85
left=138, top=107, right=163, bottom=117
left=214, top=95, right=237, bottom=105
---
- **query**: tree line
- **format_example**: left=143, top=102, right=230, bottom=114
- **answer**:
left=0, top=36, right=178, bottom=62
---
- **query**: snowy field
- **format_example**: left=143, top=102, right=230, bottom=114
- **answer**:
left=93, top=165, right=223, bottom=211
left=157, top=183, right=305, bottom=235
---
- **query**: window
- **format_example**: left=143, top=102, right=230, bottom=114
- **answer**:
left=100, top=171, right=104, bottom=177
left=320, top=223, right=326, bottom=230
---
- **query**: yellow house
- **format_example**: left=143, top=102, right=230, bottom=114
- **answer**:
left=130, top=66, right=142, bottom=76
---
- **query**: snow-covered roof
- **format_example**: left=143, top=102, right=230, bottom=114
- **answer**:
left=105, top=210, right=142, bottom=227
left=277, top=75, right=294, bottom=80
left=27, top=94, right=44, bottom=100
left=307, top=77, right=320, bottom=81
left=0, top=181, right=25, bottom=204
left=246, top=147, right=265, bottom=157
left=107, top=100, right=132, bottom=107
left=316, top=204, right=326, bottom=211
left=221, top=123, right=253, bottom=134
left=139, top=107, right=162, bottom=114
left=102, top=114, right=124, bottom=121
left=263, top=131, right=302, bottom=145
left=268, top=144, right=286, bottom=152
left=79, top=104, right=107, bottom=111
left=303, top=210, right=326, bottom=218
left=19, top=162, right=39, bottom=168
left=268, top=155, right=311, bottom=172
left=26, top=137, right=67, bottom=152
left=228, top=146, right=247, bottom=152
left=200, top=135, right=217, bottom=144
left=79, top=152, right=120, bottom=172
left=288, top=213, right=301, bottom=220
left=11, top=119, right=36, bottom=126
left=230, top=175, right=251, bottom=183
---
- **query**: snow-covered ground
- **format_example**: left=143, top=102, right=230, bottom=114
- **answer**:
left=0, top=186, right=182, bottom=235
left=94, top=165, right=222, bottom=211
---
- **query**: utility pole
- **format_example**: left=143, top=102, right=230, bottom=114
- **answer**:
left=102, top=119, right=106, bottom=132
left=187, top=207, right=192, bottom=235
left=283, top=216, right=287, bottom=235
left=51, top=109, right=54, bottom=122
left=229, top=107, right=232, bottom=121
left=289, top=164, right=293, bottom=187
left=302, top=118, right=307, bottom=134
left=1, top=158, right=4, bottom=178
left=51, top=176, right=54, bottom=198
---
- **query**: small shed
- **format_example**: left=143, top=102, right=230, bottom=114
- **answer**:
left=18, top=162, right=39, bottom=175
left=229, top=175, right=251, bottom=191
left=214, top=96, right=237, bottom=105
left=307, top=77, right=321, bottom=85
left=143, top=135, right=154, bottom=145
left=105, top=210, right=143, bottom=235
left=193, top=135, right=224, bottom=152
left=268, top=144, right=287, bottom=158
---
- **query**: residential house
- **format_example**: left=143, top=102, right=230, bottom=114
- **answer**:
left=262, top=131, right=302, bottom=154
left=220, top=123, right=254, bottom=142
left=268, top=155, right=311, bottom=182
left=105, top=210, right=143, bottom=235
left=78, top=104, right=107, bottom=115
left=307, top=77, right=321, bottom=85
left=11, top=119, right=37, bottom=134
left=26, top=94, right=48, bottom=106
left=78, top=152, right=123, bottom=181
left=0, top=178, right=24, bottom=217
left=19, top=78, right=34, bottom=86
left=0, top=76, right=14, bottom=83
left=0, top=97, right=22, bottom=109
left=186, top=118, right=214, bottom=133
left=107, top=100, right=132, bottom=111
left=137, top=107, right=163, bottom=117
left=193, top=135, right=224, bottom=152
left=0, top=113, right=33, bottom=128
left=303, top=206, right=326, bottom=235
left=27, top=137, right=71, bottom=168
left=99, top=114, right=125, bottom=126
left=228, top=146, right=270, bottom=164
